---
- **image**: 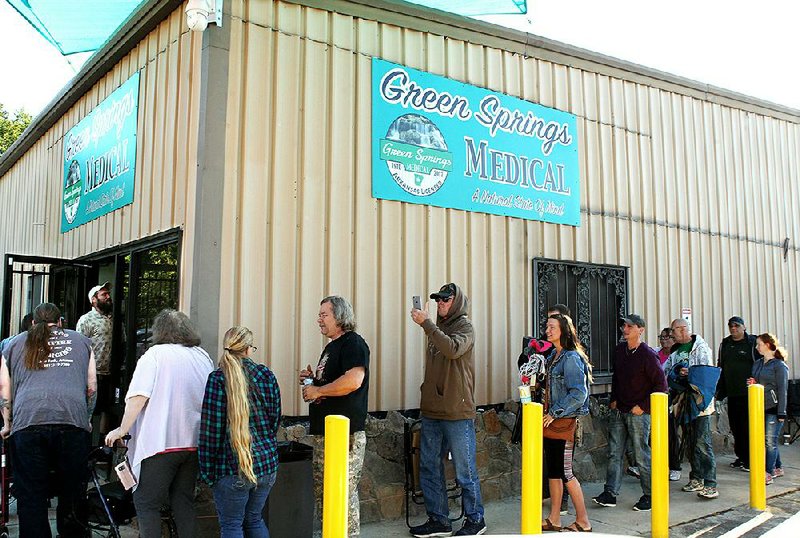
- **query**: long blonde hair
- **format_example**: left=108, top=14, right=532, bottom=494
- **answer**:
left=220, top=326, right=256, bottom=483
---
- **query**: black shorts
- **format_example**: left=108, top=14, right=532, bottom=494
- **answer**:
left=544, top=437, right=567, bottom=480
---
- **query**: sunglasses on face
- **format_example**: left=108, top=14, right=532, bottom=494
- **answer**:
left=435, top=297, right=453, bottom=304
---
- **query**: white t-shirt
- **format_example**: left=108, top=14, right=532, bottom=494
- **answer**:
left=126, top=344, right=214, bottom=486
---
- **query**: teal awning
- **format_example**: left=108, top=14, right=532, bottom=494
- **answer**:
left=6, top=0, right=145, bottom=55
left=403, top=0, right=527, bottom=16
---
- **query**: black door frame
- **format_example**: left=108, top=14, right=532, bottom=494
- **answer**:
left=1, top=254, right=97, bottom=339
left=2, top=229, right=182, bottom=386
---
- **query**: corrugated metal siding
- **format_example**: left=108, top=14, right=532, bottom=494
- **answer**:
left=222, top=0, right=800, bottom=415
left=0, top=8, right=201, bottom=307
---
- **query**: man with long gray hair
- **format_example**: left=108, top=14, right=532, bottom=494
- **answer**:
left=299, top=296, right=370, bottom=537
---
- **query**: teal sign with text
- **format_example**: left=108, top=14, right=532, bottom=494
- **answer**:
left=372, top=59, right=580, bottom=225
left=61, top=72, right=139, bottom=232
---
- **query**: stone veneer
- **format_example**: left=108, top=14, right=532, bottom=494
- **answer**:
left=275, top=396, right=734, bottom=525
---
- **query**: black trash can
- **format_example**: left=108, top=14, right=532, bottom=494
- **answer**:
left=265, top=441, right=314, bottom=537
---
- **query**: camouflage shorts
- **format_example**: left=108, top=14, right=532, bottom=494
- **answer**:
left=312, top=430, right=367, bottom=537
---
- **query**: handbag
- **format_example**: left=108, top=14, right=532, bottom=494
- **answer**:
left=543, top=417, right=577, bottom=440
left=543, top=350, right=577, bottom=441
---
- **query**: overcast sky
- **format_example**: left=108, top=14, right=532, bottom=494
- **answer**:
left=480, top=0, right=800, bottom=110
left=0, top=0, right=798, bottom=116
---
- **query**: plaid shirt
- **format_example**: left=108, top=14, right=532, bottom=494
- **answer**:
left=199, top=359, right=281, bottom=485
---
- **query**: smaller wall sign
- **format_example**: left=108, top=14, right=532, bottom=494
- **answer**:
left=61, top=72, right=139, bottom=233
left=681, top=307, right=692, bottom=332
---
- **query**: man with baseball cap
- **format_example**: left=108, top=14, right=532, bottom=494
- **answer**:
left=409, top=282, right=486, bottom=536
left=716, top=316, right=760, bottom=471
left=593, top=314, right=667, bottom=512
left=76, top=281, right=115, bottom=436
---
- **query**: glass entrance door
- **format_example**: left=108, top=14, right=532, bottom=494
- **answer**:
left=119, top=242, right=180, bottom=394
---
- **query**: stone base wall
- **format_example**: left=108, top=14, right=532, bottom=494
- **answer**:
left=276, top=397, right=735, bottom=525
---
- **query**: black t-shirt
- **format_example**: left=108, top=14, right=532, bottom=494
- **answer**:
left=309, top=331, right=370, bottom=435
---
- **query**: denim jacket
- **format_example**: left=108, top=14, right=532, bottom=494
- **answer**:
left=546, top=349, right=590, bottom=418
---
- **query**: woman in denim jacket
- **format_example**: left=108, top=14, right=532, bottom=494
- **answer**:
left=748, top=333, right=789, bottom=485
left=541, top=313, right=592, bottom=532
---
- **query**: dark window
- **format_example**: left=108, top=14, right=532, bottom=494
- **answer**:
left=533, top=259, right=628, bottom=382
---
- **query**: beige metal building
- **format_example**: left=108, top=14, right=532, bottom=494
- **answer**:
left=1, top=0, right=798, bottom=417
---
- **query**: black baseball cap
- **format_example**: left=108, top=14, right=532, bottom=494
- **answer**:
left=430, top=283, right=456, bottom=301
left=728, top=316, right=745, bottom=326
left=620, top=314, right=646, bottom=328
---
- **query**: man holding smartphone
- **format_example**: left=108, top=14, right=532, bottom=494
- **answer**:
left=410, top=283, right=486, bottom=537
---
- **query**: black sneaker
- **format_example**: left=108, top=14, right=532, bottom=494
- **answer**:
left=729, top=459, right=743, bottom=469
left=410, top=517, right=453, bottom=537
left=454, top=518, right=487, bottom=536
left=592, top=491, right=617, bottom=507
left=633, top=495, right=651, bottom=511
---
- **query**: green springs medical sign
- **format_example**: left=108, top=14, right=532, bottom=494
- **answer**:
left=372, top=59, right=580, bottom=226
left=61, top=72, right=139, bottom=233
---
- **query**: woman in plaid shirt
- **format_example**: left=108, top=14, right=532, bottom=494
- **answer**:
left=199, top=327, right=282, bottom=538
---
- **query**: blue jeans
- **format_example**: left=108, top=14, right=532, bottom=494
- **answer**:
left=765, top=414, right=783, bottom=474
left=689, top=415, right=716, bottom=487
left=10, top=425, right=89, bottom=538
left=419, top=417, right=484, bottom=524
left=213, top=473, right=277, bottom=538
left=604, top=410, right=651, bottom=496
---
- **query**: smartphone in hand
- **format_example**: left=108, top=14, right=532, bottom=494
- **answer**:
left=412, top=295, right=422, bottom=310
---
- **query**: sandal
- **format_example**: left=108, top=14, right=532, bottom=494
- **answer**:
left=542, top=518, right=562, bottom=531
left=562, top=521, right=592, bottom=532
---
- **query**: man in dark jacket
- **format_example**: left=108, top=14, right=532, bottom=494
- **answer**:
left=410, top=283, right=486, bottom=537
left=716, top=316, right=759, bottom=471
left=593, top=314, right=667, bottom=512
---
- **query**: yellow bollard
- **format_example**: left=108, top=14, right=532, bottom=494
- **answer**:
left=521, top=402, right=543, bottom=535
left=650, top=392, right=669, bottom=538
left=323, top=415, right=350, bottom=538
left=748, top=384, right=766, bottom=510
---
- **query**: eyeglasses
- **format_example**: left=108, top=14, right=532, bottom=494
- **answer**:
left=435, top=297, right=453, bottom=303
left=250, top=345, right=258, bottom=351
left=659, top=335, right=673, bottom=340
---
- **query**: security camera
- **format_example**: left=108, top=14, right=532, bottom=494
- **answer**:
left=186, top=0, right=211, bottom=32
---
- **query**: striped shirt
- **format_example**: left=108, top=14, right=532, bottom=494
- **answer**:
left=198, top=358, right=282, bottom=485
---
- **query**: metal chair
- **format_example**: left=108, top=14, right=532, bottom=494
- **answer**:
left=403, top=420, right=464, bottom=528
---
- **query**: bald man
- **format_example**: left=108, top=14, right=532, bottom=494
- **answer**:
left=663, top=318, right=718, bottom=500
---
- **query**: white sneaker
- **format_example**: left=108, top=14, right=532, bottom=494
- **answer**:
left=669, top=470, right=681, bottom=482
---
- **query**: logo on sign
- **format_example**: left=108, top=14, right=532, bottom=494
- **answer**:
left=63, top=160, right=82, bottom=224
left=379, top=114, right=453, bottom=197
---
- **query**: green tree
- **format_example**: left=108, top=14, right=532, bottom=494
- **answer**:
left=0, top=103, right=33, bottom=155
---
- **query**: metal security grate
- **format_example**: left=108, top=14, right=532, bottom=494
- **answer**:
left=533, top=258, right=628, bottom=381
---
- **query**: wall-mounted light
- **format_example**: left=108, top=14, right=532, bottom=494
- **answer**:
left=185, top=0, right=223, bottom=32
